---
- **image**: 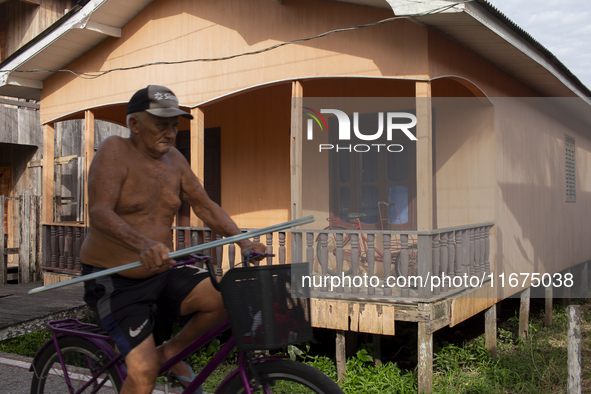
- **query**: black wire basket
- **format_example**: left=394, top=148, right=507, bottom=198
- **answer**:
left=220, top=263, right=312, bottom=351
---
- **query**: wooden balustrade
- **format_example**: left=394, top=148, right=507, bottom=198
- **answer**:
left=42, top=223, right=85, bottom=273
left=290, top=222, right=494, bottom=300
left=41, top=221, right=492, bottom=300
left=42, top=224, right=291, bottom=275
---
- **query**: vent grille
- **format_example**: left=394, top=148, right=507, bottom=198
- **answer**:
left=565, top=135, right=576, bottom=202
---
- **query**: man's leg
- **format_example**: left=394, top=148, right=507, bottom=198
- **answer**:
left=121, top=335, right=161, bottom=394
left=157, top=277, right=226, bottom=382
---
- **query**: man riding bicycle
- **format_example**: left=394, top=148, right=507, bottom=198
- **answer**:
left=79, top=85, right=265, bottom=394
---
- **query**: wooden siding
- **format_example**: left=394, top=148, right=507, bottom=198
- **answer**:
left=494, top=98, right=591, bottom=299
left=40, top=0, right=429, bottom=123
left=203, top=83, right=292, bottom=230
left=0, top=0, right=76, bottom=60
left=428, top=29, right=540, bottom=98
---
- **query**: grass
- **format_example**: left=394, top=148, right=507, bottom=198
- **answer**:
left=1, top=301, right=589, bottom=393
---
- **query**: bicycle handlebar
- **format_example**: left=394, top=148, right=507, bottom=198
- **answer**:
left=173, top=251, right=275, bottom=292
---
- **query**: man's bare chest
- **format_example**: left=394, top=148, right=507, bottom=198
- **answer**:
left=115, top=163, right=182, bottom=216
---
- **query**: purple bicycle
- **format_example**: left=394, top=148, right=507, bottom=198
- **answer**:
left=29, top=252, right=343, bottom=394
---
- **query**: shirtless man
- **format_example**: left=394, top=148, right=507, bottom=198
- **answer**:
left=80, top=85, right=264, bottom=394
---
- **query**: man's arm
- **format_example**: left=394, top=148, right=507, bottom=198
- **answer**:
left=177, top=150, right=265, bottom=255
left=87, top=137, right=172, bottom=269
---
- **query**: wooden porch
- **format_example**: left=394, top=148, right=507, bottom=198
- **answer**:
left=39, top=219, right=496, bottom=390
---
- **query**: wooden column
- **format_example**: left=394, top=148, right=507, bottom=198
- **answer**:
left=417, top=234, right=432, bottom=298
left=485, top=303, right=497, bottom=357
left=0, top=195, right=5, bottom=285
left=18, top=192, right=30, bottom=283
left=519, top=287, right=531, bottom=340
left=336, top=330, right=346, bottom=383
left=42, top=123, right=55, bottom=223
left=563, top=268, right=572, bottom=307
left=373, top=334, right=382, bottom=366
left=418, top=320, right=433, bottom=393
left=290, top=81, right=304, bottom=267
left=83, top=110, right=95, bottom=228
left=415, top=81, right=433, bottom=232
left=545, top=285, right=553, bottom=326
left=290, top=80, right=303, bottom=221
left=190, top=107, right=205, bottom=228
left=567, top=305, right=582, bottom=394
left=416, top=81, right=433, bottom=301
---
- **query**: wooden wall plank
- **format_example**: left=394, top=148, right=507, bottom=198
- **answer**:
left=0, top=195, right=5, bottom=285
left=4, top=0, right=75, bottom=57
left=290, top=80, right=303, bottom=222
left=190, top=107, right=205, bottom=228
left=416, top=81, right=433, bottom=231
left=310, top=299, right=396, bottom=334
left=18, top=193, right=30, bottom=283
left=450, top=283, right=495, bottom=327
left=83, top=111, right=94, bottom=227
left=42, top=123, right=54, bottom=223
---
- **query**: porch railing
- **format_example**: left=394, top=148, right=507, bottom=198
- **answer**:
left=41, top=224, right=290, bottom=275
left=290, top=222, right=494, bottom=300
left=41, top=222, right=493, bottom=301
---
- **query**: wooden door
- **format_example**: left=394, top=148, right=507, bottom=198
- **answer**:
left=175, top=128, right=222, bottom=242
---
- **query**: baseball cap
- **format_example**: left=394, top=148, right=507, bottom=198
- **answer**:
left=126, top=85, right=193, bottom=119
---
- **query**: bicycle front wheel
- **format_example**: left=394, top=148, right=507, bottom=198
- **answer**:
left=30, top=336, right=123, bottom=394
left=217, top=360, right=344, bottom=394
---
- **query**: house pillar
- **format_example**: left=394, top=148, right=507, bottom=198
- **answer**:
left=485, top=303, right=497, bottom=357
left=519, top=287, right=531, bottom=339
left=190, top=107, right=205, bottom=228
left=83, top=110, right=95, bottom=228
left=290, top=80, right=303, bottom=221
left=416, top=81, right=434, bottom=393
left=290, top=81, right=304, bottom=264
left=415, top=81, right=433, bottom=232
left=545, top=285, right=553, bottom=326
left=42, top=123, right=55, bottom=223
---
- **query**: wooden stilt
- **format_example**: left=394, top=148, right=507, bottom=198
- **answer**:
left=373, top=334, right=381, bottom=366
left=545, top=285, right=553, bottom=326
left=519, top=287, right=530, bottom=340
left=336, top=330, right=346, bottom=383
left=485, top=303, right=497, bottom=357
left=567, top=305, right=581, bottom=394
left=418, top=322, right=433, bottom=393
left=563, top=269, right=572, bottom=308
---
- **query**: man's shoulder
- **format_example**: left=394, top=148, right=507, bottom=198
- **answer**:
left=97, top=135, right=131, bottom=153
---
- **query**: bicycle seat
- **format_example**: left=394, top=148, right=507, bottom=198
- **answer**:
left=347, top=213, right=366, bottom=220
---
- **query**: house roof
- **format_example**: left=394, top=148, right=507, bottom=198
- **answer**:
left=0, top=0, right=589, bottom=106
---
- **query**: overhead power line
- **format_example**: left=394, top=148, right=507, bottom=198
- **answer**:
left=4, top=2, right=470, bottom=80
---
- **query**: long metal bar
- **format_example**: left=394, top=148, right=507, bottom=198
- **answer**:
left=29, top=216, right=314, bottom=294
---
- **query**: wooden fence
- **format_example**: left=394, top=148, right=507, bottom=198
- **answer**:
left=1, top=194, right=42, bottom=285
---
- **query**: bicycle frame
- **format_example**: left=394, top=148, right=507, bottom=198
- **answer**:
left=37, top=318, right=284, bottom=394
left=319, top=217, right=385, bottom=263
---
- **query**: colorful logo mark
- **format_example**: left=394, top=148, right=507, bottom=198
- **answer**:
left=303, top=107, right=329, bottom=132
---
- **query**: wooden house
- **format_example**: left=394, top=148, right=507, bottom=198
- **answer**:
left=1, top=0, right=591, bottom=391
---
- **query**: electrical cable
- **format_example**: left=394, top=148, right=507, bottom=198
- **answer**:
left=3, top=1, right=471, bottom=80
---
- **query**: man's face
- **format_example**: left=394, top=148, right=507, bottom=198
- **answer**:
left=130, top=112, right=179, bottom=158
